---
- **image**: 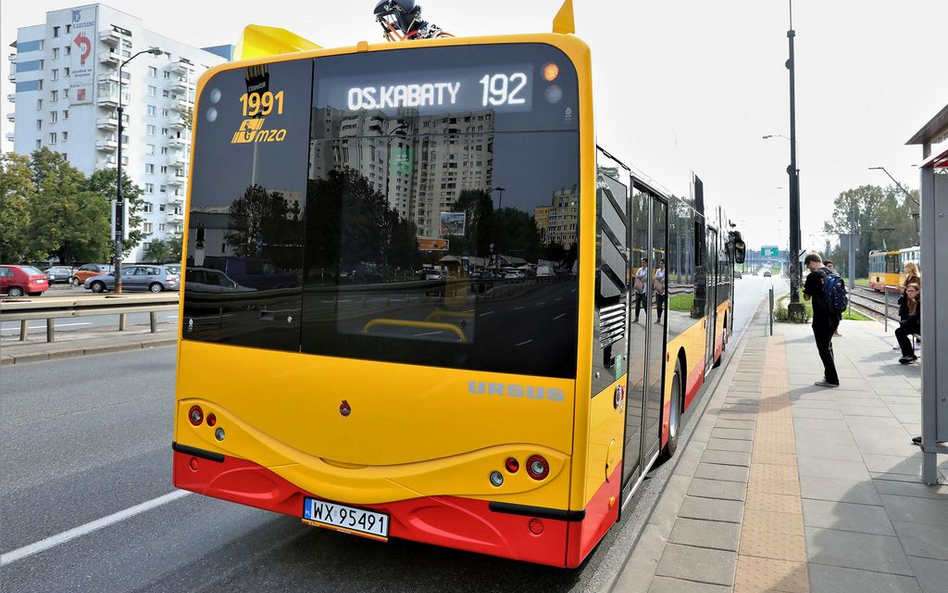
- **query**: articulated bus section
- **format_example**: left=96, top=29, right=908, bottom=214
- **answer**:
left=173, top=30, right=741, bottom=568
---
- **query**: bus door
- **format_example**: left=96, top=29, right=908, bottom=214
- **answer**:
left=643, top=197, right=668, bottom=464
left=704, top=228, right=718, bottom=369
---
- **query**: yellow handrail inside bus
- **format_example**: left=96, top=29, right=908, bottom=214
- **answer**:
left=553, top=0, right=575, bottom=35
left=362, top=318, right=467, bottom=342
left=235, top=25, right=321, bottom=60
left=424, top=310, right=475, bottom=323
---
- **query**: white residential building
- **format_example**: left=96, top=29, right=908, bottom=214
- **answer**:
left=6, top=3, right=231, bottom=261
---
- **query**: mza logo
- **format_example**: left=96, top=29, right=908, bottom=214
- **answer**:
left=231, top=118, right=287, bottom=144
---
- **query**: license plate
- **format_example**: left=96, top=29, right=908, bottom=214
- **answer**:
left=302, top=498, right=388, bottom=541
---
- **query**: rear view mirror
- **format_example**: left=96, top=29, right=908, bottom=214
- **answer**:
left=729, top=231, right=746, bottom=264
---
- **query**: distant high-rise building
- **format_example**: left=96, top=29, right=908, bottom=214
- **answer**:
left=6, top=3, right=231, bottom=261
left=535, top=186, right=579, bottom=249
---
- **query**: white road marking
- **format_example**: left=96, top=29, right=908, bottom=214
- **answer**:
left=413, top=331, right=442, bottom=337
left=1, top=322, right=92, bottom=333
left=553, top=313, right=567, bottom=320
left=514, top=306, right=525, bottom=310
left=478, top=311, right=495, bottom=317
left=0, top=490, right=191, bottom=566
left=515, top=339, right=533, bottom=347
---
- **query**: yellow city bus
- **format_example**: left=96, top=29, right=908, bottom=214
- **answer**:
left=172, top=16, right=744, bottom=568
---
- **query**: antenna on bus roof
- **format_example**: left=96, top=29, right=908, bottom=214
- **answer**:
left=373, top=0, right=454, bottom=42
left=553, top=0, right=575, bottom=35
left=235, top=25, right=320, bottom=60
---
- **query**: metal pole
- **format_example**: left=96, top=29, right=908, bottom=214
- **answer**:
left=786, top=0, right=803, bottom=316
left=19, top=319, right=28, bottom=341
left=46, top=318, right=55, bottom=343
left=769, top=286, right=774, bottom=335
left=884, top=287, right=888, bottom=332
left=849, top=210, right=856, bottom=320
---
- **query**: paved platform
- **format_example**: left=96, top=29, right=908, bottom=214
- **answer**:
left=613, top=310, right=947, bottom=593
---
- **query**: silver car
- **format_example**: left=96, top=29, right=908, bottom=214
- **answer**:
left=84, top=264, right=180, bottom=293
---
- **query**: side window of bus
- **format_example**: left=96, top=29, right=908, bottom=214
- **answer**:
left=592, top=166, right=630, bottom=397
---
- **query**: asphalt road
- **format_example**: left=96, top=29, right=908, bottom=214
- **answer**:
left=0, top=279, right=769, bottom=593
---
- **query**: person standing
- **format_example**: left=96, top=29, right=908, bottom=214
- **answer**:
left=803, top=253, right=840, bottom=387
left=633, top=257, right=648, bottom=323
left=654, top=259, right=666, bottom=324
left=895, top=283, right=921, bottom=364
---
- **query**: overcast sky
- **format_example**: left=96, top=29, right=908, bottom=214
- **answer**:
left=2, top=0, right=946, bottom=251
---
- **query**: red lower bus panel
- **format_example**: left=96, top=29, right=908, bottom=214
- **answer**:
left=173, top=450, right=577, bottom=567
left=565, top=464, right=620, bottom=568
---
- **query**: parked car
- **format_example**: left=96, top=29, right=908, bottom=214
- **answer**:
left=45, top=266, right=76, bottom=284
left=184, top=267, right=253, bottom=293
left=734, top=270, right=742, bottom=279
left=84, top=264, right=180, bottom=293
left=202, top=256, right=298, bottom=290
left=72, top=263, right=112, bottom=286
left=420, top=269, right=445, bottom=281
left=0, top=265, right=49, bottom=297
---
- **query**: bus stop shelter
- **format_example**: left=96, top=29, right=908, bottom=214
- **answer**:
left=907, top=102, right=948, bottom=484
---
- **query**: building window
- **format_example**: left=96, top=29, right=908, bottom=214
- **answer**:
left=35, top=139, right=42, bottom=150
left=160, top=127, right=168, bottom=135
left=143, top=222, right=152, bottom=233
left=146, top=125, right=156, bottom=136
left=161, top=108, right=168, bottom=117
left=145, top=164, right=155, bottom=174
left=163, top=71, right=171, bottom=79
left=52, top=48, right=59, bottom=59
left=162, top=89, right=170, bottom=98
left=64, top=67, right=69, bottom=77
left=36, top=99, right=42, bottom=110
left=36, top=119, right=42, bottom=131
left=145, top=183, right=155, bottom=193
left=121, top=134, right=129, bottom=145
left=62, top=109, right=68, bottom=119
left=49, top=132, right=57, bottom=144
left=148, top=66, right=157, bottom=78
left=51, top=90, right=58, bottom=101
left=159, top=204, right=167, bottom=212
left=49, top=111, right=57, bottom=123
left=160, top=185, right=167, bottom=193
left=143, top=203, right=153, bottom=213
left=160, top=165, right=168, bottom=174
left=147, top=105, right=157, bottom=116
left=53, top=26, right=60, bottom=38
left=65, top=45, right=70, bottom=55
left=51, top=69, right=58, bottom=81
left=64, top=88, right=69, bottom=99
left=160, top=147, right=168, bottom=156
left=146, top=144, right=155, bottom=155
left=62, top=131, right=68, bottom=142
left=147, top=85, right=157, bottom=97
left=65, top=24, right=71, bottom=34
left=158, top=224, right=166, bottom=232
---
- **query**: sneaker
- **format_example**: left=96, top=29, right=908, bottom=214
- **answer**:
left=912, top=436, right=922, bottom=446
left=893, top=344, right=902, bottom=350
left=814, top=381, right=839, bottom=388
left=899, top=355, right=918, bottom=364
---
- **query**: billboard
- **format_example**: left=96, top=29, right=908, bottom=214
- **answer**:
left=417, top=237, right=449, bottom=251
left=69, top=6, right=98, bottom=106
left=439, top=212, right=466, bottom=237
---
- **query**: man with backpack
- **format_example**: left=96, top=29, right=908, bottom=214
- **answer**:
left=803, top=252, right=846, bottom=387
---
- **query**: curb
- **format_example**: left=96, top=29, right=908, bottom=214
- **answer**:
left=0, top=337, right=176, bottom=365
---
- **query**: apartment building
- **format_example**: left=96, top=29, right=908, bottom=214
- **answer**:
left=6, top=3, right=230, bottom=260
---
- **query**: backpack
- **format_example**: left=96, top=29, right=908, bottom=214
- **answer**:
left=820, top=270, right=848, bottom=315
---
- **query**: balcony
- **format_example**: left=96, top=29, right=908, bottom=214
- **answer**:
left=167, top=212, right=185, bottom=222
left=96, top=138, right=118, bottom=152
left=99, top=29, right=121, bottom=46
left=170, top=98, right=192, bottom=112
left=169, top=156, right=187, bottom=169
left=97, top=94, right=119, bottom=108
left=99, top=52, right=121, bottom=67
left=97, top=155, right=117, bottom=168
left=96, top=115, right=118, bottom=130
left=7, top=71, right=15, bottom=82
left=7, top=93, right=15, bottom=103
left=98, top=72, right=119, bottom=85
left=169, top=60, right=192, bottom=75
left=5, top=132, right=14, bottom=143
left=5, top=112, right=13, bottom=123
left=168, top=137, right=187, bottom=149
left=167, top=176, right=185, bottom=187
left=168, top=117, right=186, bottom=130
left=170, top=79, right=190, bottom=93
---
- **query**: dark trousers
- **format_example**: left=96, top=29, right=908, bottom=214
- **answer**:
left=634, top=292, right=646, bottom=320
left=895, top=326, right=917, bottom=357
left=812, top=322, right=839, bottom=384
left=655, top=293, right=665, bottom=322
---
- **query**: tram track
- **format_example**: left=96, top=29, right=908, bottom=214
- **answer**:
left=849, top=285, right=900, bottom=322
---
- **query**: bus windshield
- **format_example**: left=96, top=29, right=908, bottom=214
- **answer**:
left=184, top=43, right=580, bottom=378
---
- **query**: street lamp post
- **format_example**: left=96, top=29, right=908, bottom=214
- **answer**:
left=785, top=0, right=803, bottom=317
left=492, top=186, right=506, bottom=210
left=114, top=47, right=163, bottom=294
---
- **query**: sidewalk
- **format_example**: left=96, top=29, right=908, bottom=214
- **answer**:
left=613, top=310, right=947, bottom=593
left=0, top=323, right=176, bottom=365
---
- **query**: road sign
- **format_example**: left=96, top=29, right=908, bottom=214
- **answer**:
left=761, top=246, right=779, bottom=257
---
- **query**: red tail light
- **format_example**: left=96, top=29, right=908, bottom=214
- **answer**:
left=206, top=413, right=217, bottom=426
left=505, top=457, right=520, bottom=473
left=526, top=455, right=549, bottom=480
left=188, top=405, right=204, bottom=426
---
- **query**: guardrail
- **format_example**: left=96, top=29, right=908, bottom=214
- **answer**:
left=0, top=293, right=179, bottom=342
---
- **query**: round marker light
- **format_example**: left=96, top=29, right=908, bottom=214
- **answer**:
left=543, top=62, right=560, bottom=82
left=544, top=84, right=563, bottom=105
left=215, top=427, right=225, bottom=441
left=188, top=405, right=203, bottom=426
left=505, top=457, right=520, bottom=473
left=527, top=455, right=550, bottom=480
left=189, top=457, right=199, bottom=471
left=206, top=413, right=217, bottom=427
left=489, top=471, right=504, bottom=487
left=528, top=518, right=544, bottom=535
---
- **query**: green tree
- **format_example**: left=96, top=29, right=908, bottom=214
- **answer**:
left=0, top=153, right=36, bottom=263
left=142, top=235, right=184, bottom=263
left=85, top=168, right=147, bottom=255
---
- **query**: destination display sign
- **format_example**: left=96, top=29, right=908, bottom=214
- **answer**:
left=321, top=65, right=535, bottom=115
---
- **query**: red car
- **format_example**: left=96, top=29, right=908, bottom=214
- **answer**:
left=0, top=265, right=49, bottom=297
